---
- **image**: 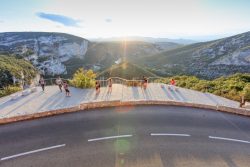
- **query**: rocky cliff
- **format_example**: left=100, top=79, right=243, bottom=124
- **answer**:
left=0, top=32, right=88, bottom=75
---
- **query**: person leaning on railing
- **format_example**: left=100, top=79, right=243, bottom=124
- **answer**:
left=142, top=76, right=148, bottom=89
left=107, top=78, right=112, bottom=93
left=170, top=78, right=176, bottom=86
left=95, top=81, right=101, bottom=95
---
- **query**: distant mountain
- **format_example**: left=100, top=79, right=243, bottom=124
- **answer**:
left=139, top=31, right=250, bottom=79
left=84, top=41, right=181, bottom=69
left=1, top=31, right=250, bottom=79
left=97, top=61, right=157, bottom=79
left=91, top=36, right=197, bottom=45
left=0, top=32, right=180, bottom=77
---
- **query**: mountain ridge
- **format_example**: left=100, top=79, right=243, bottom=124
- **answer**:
left=91, top=36, right=197, bottom=44
left=0, top=31, right=250, bottom=79
left=97, top=61, right=158, bottom=79
left=139, top=31, right=250, bottom=79
left=0, top=32, right=89, bottom=76
left=0, top=32, right=180, bottom=77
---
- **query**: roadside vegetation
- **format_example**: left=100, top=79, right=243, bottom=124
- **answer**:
left=158, top=73, right=250, bottom=102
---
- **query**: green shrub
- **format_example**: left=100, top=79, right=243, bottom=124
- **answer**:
left=0, top=86, right=21, bottom=98
left=70, top=68, right=96, bottom=88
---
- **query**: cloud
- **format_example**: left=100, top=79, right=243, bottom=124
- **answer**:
left=37, top=12, right=81, bottom=27
left=0, top=20, right=4, bottom=23
left=105, top=18, right=112, bottom=23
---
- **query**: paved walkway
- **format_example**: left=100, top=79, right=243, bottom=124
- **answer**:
left=0, top=83, right=240, bottom=119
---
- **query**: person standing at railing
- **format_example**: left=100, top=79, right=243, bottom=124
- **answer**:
left=108, top=78, right=112, bottom=93
left=170, top=78, right=175, bottom=86
left=39, top=77, right=45, bottom=92
left=95, top=81, right=101, bottom=95
left=63, top=81, right=71, bottom=97
left=56, top=76, right=63, bottom=92
left=142, top=76, right=148, bottom=89
left=169, top=78, right=177, bottom=91
left=170, top=78, right=176, bottom=86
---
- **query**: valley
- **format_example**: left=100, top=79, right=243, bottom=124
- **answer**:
left=0, top=31, right=250, bottom=79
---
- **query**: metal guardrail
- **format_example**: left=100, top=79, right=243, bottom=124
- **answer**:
left=40, top=76, right=169, bottom=87
left=94, top=77, right=168, bottom=101
left=42, top=78, right=70, bottom=86
left=96, top=77, right=168, bottom=87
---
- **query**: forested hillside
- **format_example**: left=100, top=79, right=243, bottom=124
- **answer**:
left=0, top=55, right=37, bottom=88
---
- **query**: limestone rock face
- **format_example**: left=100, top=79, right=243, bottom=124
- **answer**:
left=0, top=32, right=88, bottom=75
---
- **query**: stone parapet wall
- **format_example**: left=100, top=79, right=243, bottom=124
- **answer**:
left=0, top=100, right=249, bottom=125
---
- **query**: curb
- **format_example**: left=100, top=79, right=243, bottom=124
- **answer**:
left=0, top=100, right=249, bottom=125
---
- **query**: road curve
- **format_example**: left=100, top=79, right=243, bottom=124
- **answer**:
left=0, top=105, right=250, bottom=167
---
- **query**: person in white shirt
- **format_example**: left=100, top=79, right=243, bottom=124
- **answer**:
left=56, top=76, right=63, bottom=92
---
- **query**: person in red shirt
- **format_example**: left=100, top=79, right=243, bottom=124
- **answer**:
left=170, top=78, right=176, bottom=86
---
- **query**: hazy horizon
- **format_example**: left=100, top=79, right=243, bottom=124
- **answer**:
left=0, top=0, right=250, bottom=41
left=1, top=30, right=248, bottom=42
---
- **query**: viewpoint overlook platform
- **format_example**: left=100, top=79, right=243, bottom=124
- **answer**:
left=0, top=83, right=249, bottom=124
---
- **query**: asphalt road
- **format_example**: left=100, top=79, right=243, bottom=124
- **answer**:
left=0, top=105, right=250, bottom=167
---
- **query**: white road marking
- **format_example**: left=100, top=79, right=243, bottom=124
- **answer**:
left=209, top=136, right=250, bottom=144
left=150, top=133, right=191, bottom=137
left=88, top=134, right=133, bottom=142
left=1, top=144, right=66, bottom=161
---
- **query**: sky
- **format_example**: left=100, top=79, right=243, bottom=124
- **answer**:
left=0, top=0, right=250, bottom=40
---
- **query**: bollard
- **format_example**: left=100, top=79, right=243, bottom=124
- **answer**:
left=240, top=96, right=245, bottom=108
